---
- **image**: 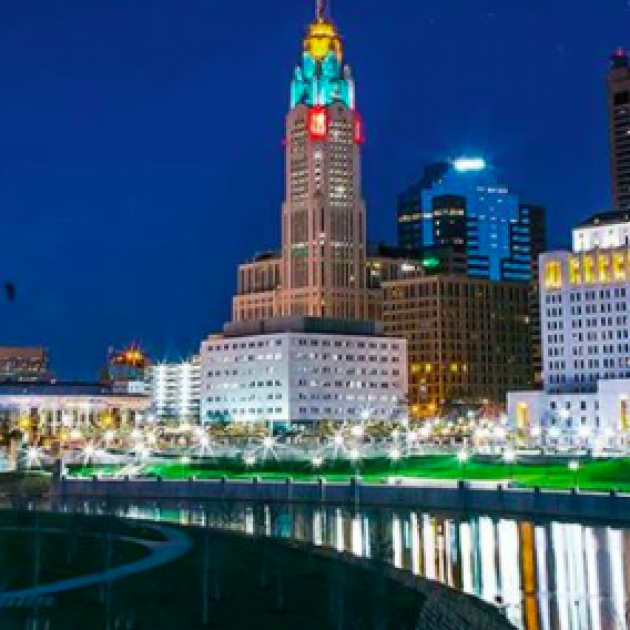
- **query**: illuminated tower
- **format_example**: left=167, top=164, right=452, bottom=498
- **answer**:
left=280, top=0, right=367, bottom=319
left=232, top=1, right=368, bottom=322
left=608, top=48, right=630, bottom=211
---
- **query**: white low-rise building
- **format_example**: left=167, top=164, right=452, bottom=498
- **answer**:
left=149, top=357, right=201, bottom=422
left=508, top=211, right=630, bottom=448
left=201, top=318, right=408, bottom=426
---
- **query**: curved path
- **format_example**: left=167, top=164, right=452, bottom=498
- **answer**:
left=0, top=524, right=192, bottom=602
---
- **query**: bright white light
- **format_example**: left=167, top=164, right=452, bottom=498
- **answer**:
left=559, top=408, right=570, bottom=421
left=530, top=426, right=542, bottom=438
left=360, top=409, right=370, bottom=422
left=180, top=456, right=191, bottom=465
left=503, top=450, right=516, bottom=464
left=27, top=447, right=40, bottom=463
left=312, top=455, right=324, bottom=468
left=407, top=430, right=419, bottom=443
left=457, top=450, right=469, bottom=464
left=349, top=448, right=360, bottom=461
left=494, top=427, right=507, bottom=441
left=244, top=454, right=256, bottom=467
left=263, top=437, right=274, bottom=450
left=84, top=444, right=96, bottom=458
left=200, top=436, right=210, bottom=448
left=70, top=429, right=82, bottom=440
left=104, top=430, right=115, bottom=443
left=578, top=425, right=592, bottom=439
left=568, top=460, right=580, bottom=472
left=389, top=448, right=401, bottom=462
left=147, top=434, right=157, bottom=446
left=548, top=426, right=561, bottom=439
left=351, top=425, right=364, bottom=439
left=333, top=434, right=344, bottom=447
left=130, top=429, right=142, bottom=440
left=453, top=157, right=486, bottom=173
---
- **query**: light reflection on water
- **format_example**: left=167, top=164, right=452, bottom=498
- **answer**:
left=65, top=499, right=630, bottom=630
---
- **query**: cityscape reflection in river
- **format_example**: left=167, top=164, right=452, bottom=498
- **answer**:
left=64, top=498, right=630, bottom=630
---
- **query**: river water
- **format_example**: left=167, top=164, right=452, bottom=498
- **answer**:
left=55, top=497, right=630, bottom=630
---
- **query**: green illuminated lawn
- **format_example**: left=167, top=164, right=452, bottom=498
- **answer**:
left=69, top=455, right=630, bottom=493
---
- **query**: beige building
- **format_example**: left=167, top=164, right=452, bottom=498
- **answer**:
left=233, top=8, right=370, bottom=323
left=383, top=275, right=532, bottom=419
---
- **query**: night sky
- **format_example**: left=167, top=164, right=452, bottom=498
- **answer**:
left=0, top=0, right=626, bottom=379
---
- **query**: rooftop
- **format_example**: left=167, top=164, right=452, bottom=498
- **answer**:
left=577, top=210, right=630, bottom=229
left=222, top=317, right=383, bottom=339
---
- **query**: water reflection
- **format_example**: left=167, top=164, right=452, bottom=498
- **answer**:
left=57, top=498, right=630, bottom=630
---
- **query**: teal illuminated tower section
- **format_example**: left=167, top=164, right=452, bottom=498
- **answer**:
left=290, top=2, right=355, bottom=110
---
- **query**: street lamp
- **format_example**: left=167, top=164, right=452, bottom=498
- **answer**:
left=503, top=449, right=517, bottom=481
left=457, top=449, right=469, bottom=480
left=568, top=459, right=580, bottom=489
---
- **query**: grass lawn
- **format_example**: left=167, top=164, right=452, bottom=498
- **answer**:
left=0, top=511, right=423, bottom=630
left=68, top=455, right=630, bottom=492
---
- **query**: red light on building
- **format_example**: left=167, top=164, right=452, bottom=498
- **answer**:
left=309, top=107, right=328, bottom=140
left=354, top=112, right=364, bottom=144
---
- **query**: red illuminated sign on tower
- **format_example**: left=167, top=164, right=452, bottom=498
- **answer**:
left=309, top=107, right=328, bottom=140
left=354, top=112, right=364, bottom=144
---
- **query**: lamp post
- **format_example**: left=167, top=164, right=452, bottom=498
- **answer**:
left=457, top=449, right=469, bottom=480
left=503, top=449, right=517, bottom=481
left=568, top=459, right=580, bottom=489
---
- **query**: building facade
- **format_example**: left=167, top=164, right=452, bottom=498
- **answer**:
left=233, top=4, right=370, bottom=323
left=0, top=347, right=52, bottom=383
left=397, top=159, right=547, bottom=386
left=0, top=382, right=150, bottom=438
left=508, top=211, right=630, bottom=448
left=149, top=357, right=201, bottom=422
left=396, top=159, right=546, bottom=283
left=608, top=48, right=630, bottom=211
left=201, top=318, right=408, bottom=426
left=383, top=275, right=532, bottom=419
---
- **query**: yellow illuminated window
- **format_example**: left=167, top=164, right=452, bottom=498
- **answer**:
left=517, top=403, right=530, bottom=431
left=569, top=258, right=582, bottom=285
left=544, top=261, right=562, bottom=289
left=583, top=255, right=595, bottom=283
left=614, top=253, right=627, bottom=281
left=598, top=254, right=611, bottom=282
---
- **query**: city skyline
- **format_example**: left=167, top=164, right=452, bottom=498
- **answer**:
left=0, top=0, right=626, bottom=378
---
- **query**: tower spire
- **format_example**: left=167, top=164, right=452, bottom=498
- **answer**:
left=317, top=0, right=327, bottom=20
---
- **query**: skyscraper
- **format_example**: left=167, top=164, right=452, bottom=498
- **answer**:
left=233, top=1, right=367, bottom=322
left=396, top=159, right=547, bottom=388
left=608, top=48, right=630, bottom=211
left=397, top=158, right=545, bottom=283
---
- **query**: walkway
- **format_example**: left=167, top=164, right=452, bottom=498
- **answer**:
left=0, top=524, right=192, bottom=603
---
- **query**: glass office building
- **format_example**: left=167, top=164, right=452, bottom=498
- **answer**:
left=397, top=158, right=545, bottom=283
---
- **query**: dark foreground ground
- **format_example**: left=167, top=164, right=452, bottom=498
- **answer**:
left=0, top=510, right=423, bottom=630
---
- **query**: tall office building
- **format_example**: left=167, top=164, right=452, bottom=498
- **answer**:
left=397, top=158, right=546, bottom=283
left=608, top=49, right=630, bottom=211
left=397, top=158, right=547, bottom=386
left=384, top=275, right=532, bottom=419
left=233, top=1, right=367, bottom=322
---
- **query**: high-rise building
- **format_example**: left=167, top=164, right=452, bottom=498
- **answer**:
left=149, top=357, right=201, bottom=422
left=383, top=274, right=532, bottom=419
left=397, top=158, right=546, bottom=283
left=508, top=211, right=630, bottom=448
left=396, top=159, right=547, bottom=387
left=233, top=2, right=368, bottom=322
left=608, top=48, right=630, bottom=211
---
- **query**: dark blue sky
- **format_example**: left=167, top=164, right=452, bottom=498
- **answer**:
left=0, top=0, right=625, bottom=378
